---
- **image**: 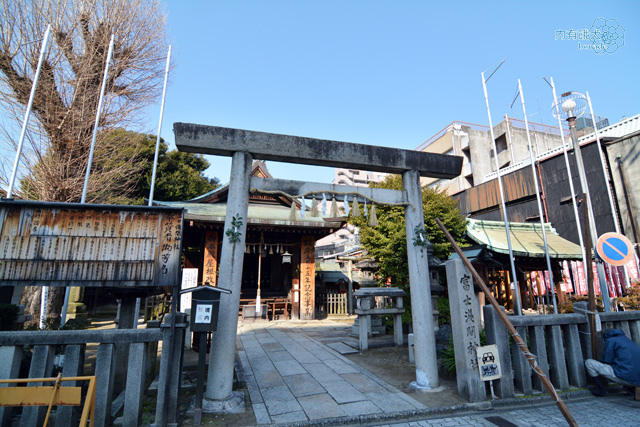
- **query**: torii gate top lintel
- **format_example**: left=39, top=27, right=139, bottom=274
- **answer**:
left=174, top=122, right=462, bottom=179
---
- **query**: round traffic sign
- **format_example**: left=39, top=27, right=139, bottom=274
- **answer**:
left=596, top=232, right=635, bottom=266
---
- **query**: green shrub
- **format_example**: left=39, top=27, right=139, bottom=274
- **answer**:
left=441, top=329, right=486, bottom=374
left=437, top=296, right=451, bottom=325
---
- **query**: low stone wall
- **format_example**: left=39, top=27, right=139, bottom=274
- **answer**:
left=0, top=314, right=186, bottom=427
left=484, top=302, right=640, bottom=398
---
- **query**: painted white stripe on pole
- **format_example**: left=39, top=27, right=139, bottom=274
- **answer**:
left=519, top=79, right=557, bottom=314
left=39, top=286, right=49, bottom=330
left=149, top=45, right=172, bottom=206
left=6, top=25, right=51, bottom=198
left=482, top=69, right=522, bottom=315
left=81, top=34, right=115, bottom=204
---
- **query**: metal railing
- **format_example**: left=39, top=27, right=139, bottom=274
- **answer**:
left=416, top=121, right=489, bottom=152
left=506, top=117, right=569, bottom=137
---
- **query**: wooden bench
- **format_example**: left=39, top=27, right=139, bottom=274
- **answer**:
left=269, top=298, right=290, bottom=320
left=239, top=298, right=290, bottom=320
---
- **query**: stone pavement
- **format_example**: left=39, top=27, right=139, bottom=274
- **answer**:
left=234, top=318, right=640, bottom=427
left=237, top=319, right=427, bottom=425
left=373, top=395, right=640, bottom=426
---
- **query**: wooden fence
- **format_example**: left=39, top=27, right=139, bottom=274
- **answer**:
left=317, top=293, right=349, bottom=316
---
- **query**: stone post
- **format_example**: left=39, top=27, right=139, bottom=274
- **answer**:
left=483, top=305, right=515, bottom=398
left=114, top=294, right=136, bottom=396
left=446, top=259, right=485, bottom=402
left=206, top=151, right=252, bottom=404
left=0, top=346, right=22, bottom=425
left=403, top=169, right=439, bottom=390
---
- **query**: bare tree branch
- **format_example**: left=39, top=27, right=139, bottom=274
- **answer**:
left=0, top=0, right=171, bottom=326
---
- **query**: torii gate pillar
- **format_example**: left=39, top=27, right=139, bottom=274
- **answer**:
left=205, top=151, right=252, bottom=403
left=403, top=169, right=441, bottom=391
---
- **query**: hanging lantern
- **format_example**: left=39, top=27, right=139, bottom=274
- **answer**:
left=282, top=251, right=292, bottom=264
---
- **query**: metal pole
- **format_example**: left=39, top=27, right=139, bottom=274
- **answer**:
left=482, top=71, right=522, bottom=315
left=64, top=34, right=113, bottom=326
left=81, top=34, right=115, bottom=204
left=519, top=79, right=557, bottom=314
left=193, top=331, right=206, bottom=425
left=148, top=45, right=172, bottom=206
left=583, top=196, right=599, bottom=359
left=549, top=78, right=589, bottom=291
left=567, top=116, right=611, bottom=312
left=6, top=25, right=51, bottom=198
left=586, top=92, right=631, bottom=289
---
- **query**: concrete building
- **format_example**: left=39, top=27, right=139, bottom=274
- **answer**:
left=333, top=168, right=387, bottom=186
left=416, top=119, right=566, bottom=195
left=316, top=168, right=388, bottom=262
left=452, top=114, right=640, bottom=289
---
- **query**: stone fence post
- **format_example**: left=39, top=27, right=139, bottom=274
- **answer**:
left=483, top=305, right=514, bottom=398
left=445, top=259, right=485, bottom=402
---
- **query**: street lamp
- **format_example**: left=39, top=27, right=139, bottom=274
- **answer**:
left=551, top=91, right=611, bottom=312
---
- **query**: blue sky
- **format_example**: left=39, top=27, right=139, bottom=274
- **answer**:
left=147, top=0, right=639, bottom=185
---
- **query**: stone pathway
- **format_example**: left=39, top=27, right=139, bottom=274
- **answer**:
left=237, top=320, right=425, bottom=424
left=374, top=395, right=640, bottom=426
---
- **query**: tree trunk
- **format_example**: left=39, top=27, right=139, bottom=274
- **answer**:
left=20, top=286, right=66, bottom=328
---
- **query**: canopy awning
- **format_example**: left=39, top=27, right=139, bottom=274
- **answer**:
left=465, top=219, right=583, bottom=259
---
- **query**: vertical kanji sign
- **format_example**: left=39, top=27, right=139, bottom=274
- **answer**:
left=203, top=231, right=218, bottom=286
left=300, top=236, right=315, bottom=320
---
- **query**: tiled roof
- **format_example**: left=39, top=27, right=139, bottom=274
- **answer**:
left=465, top=219, right=583, bottom=259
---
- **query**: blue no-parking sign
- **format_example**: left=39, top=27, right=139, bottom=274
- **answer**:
left=596, top=232, right=635, bottom=266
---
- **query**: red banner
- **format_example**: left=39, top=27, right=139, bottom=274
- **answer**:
left=562, top=261, right=574, bottom=293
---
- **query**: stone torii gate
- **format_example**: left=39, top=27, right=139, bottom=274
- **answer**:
left=174, top=122, right=463, bottom=409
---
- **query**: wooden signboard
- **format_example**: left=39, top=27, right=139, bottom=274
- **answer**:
left=202, top=231, right=218, bottom=286
left=300, top=236, right=315, bottom=320
left=0, top=200, right=183, bottom=287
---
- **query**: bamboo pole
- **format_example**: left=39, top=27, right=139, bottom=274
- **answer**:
left=435, top=218, right=577, bottom=427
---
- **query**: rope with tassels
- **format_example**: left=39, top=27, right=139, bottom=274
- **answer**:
left=252, top=188, right=400, bottom=226
left=250, top=188, right=409, bottom=207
